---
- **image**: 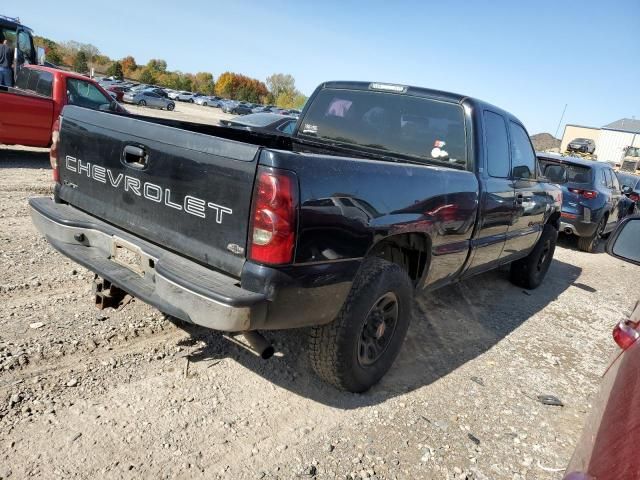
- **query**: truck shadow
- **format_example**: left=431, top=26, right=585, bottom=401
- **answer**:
left=0, top=148, right=50, bottom=168
left=176, top=258, right=582, bottom=409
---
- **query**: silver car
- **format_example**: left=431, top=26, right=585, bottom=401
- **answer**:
left=123, top=90, right=175, bottom=110
left=194, top=96, right=221, bottom=107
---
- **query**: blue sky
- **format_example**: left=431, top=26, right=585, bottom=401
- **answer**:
left=13, top=0, right=640, bottom=134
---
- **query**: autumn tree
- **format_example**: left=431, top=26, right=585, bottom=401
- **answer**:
left=121, top=56, right=137, bottom=75
left=106, top=61, right=124, bottom=80
left=215, top=72, right=268, bottom=102
left=73, top=51, right=89, bottom=74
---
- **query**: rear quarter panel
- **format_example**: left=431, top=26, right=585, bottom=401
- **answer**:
left=260, top=150, right=479, bottom=287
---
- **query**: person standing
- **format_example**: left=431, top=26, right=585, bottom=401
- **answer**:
left=0, top=39, right=15, bottom=87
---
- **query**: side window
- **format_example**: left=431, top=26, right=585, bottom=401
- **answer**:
left=600, top=170, right=608, bottom=187
left=15, top=68, right=31, bottom=90
left=483, top=110, right=510, bottom=178
left=35, top=71, right=53, bottom=97
left=66, top=78, right=112, bottom=110
left=509, top=122, right=536, bottom=179
left=26, top=70, right=40, bottom=92
left=278, top=121, right=296, bottom=135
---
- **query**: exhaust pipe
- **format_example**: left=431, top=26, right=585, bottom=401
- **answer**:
left=564, top=227, right=573, bottom=235
left=228, top=331, right=274, bottom=359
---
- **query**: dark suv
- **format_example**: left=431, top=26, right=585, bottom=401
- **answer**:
left=567, top=138, right=596, bottom=154
left=538, top=153, right=622, bottom=252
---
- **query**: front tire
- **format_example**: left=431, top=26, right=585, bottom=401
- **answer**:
left=577, top=216, right=606, bottom=253
left=510, top=224, right=557, bottom=289
left=309, top=258, right=413, bottom=393
left=167, top=103, right=175, bottom=111
left=138, top=100, right=146, bottom=106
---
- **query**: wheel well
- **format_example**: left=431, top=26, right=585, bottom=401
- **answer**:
left=367, top=233, right=430, bottom=284
left=547, top=211, right=561, bottom=230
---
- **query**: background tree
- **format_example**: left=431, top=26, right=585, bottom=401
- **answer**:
left=105, top=61, right=124, bottom=80
left=146, top=59, right=167, bottom=73
left=73, top=51, right=89, bottom=74
left=138, top=68, right=156, bottom=84
left=193, top=72, right=215, bottom=95
left=121, top=56, right=137, bottom=75
left=266, top=73, right=296, bottom=99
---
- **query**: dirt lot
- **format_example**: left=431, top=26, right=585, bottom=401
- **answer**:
left=1, top=106, right=639, bottom=479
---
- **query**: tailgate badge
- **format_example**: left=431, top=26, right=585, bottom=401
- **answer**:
left=227, top=243, right=245, bottom=255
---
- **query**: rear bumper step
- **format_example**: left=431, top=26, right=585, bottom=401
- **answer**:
left=29, top=197, right=268, bottom=331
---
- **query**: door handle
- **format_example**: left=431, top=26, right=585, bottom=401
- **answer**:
left=123, top=145, right=148, bottom=168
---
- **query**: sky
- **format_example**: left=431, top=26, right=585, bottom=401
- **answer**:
left=11, top=0, right=640, bottom=135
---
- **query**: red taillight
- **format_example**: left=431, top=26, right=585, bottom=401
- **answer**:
left=50, top=117, right=61, bottom=183
left=569, top=188, right=597, bottom=199
left=630, top=193, right=639, bottom=202
left=613, top=320, right=640, bottom=350
left=249, top=168, right=298, bottom=265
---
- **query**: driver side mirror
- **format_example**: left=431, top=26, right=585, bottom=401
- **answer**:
left=607, top=216, right=640, bottom=266
left=37, top=46, right=46, bottom=65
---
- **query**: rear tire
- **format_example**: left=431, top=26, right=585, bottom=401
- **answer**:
left=138, top=100, right=146, bottom=106
left=577, top=216, right=606, bottom=253
left=167, top=103, right=175, bottom=111
left=510, top=224, right=557, bottom=289
left=202, top=102, right=207, bottom=106
left=309, top=258, right=413, bottom=393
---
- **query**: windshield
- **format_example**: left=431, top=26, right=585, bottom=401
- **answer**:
left=298, top=88, right=467, bottom=167
left=539, top=159, right=592, bottom=184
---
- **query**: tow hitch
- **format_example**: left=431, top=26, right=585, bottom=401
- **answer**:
left=93, top=276, right=128, bottom=309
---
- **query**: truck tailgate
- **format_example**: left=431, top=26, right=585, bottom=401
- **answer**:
left=56, top=106, right=260, bottom=277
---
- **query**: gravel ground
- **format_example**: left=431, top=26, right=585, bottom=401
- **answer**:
left=1, top=113, right=639, bottom=479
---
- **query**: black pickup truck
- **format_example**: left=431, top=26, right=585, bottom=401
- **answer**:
left=30, top=81, right=562, bottom=392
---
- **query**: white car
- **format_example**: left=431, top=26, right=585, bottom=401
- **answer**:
left=167, top=90, right=180, bottom=100
left=176, top=91, right=196, bottom=102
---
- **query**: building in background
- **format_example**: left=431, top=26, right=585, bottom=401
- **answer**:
left=561, top=118, right=640, bottom=164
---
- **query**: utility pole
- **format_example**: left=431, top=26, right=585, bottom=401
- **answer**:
left=554, top=104, right=568, bottom=139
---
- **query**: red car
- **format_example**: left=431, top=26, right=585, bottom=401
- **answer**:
left=0, top=65, right=124, bottom=148
left=564, top=215, right=640, bottom=480
left=105, top=84, right=127, bottom=102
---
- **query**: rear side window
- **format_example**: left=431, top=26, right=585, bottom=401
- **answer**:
left=26, top=70, right=40, bottom=92
left=35, top=71, right=53, bottom=97
left=299, top=88, right=468, bottom=168
left=484, top=110, right=510, bottom=178
left=15, top=68, right=31, bottom=90
left=509, top=122, right=536, bottom=179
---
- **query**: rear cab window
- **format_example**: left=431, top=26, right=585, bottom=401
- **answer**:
left=298, top=87, right=468, bottom=169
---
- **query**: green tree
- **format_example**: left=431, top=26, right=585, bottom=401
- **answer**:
left=106, top=61, right=124, bottom=80
left=147, top=59, right=167, bottom=73
left=138, top=68, right=156, bottom=84
left=73, top=51, right=89, bottom=74
left=266, top=73, right=296, bottom=99
left=193, top=72, right=215, bottom=95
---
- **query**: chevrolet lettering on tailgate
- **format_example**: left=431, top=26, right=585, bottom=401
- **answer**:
left=65, top=155, right=233, bottom=223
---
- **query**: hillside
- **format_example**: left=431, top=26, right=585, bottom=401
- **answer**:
left=530, top=133, right=561, bottom=152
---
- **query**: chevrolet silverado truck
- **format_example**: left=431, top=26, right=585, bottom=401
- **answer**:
left=30, top=81, right=562, bottom=392
left=0, top=65, right=123, bottom=148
